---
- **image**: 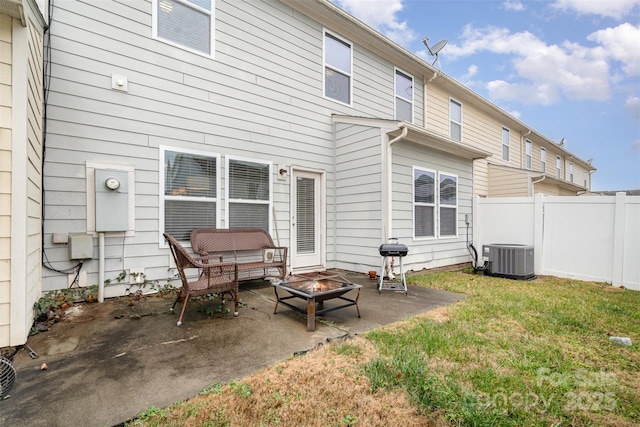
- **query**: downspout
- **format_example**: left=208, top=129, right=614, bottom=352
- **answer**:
left=98, top=232, right=105, bottom=302
left=521, top=129, right=531, bottom=169
left=384, top=125, right=408, bottom=241
left=530, top=175, right=546, bottom=197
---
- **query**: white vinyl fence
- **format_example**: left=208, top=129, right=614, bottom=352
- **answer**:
left=473, top=193, right=640, bottom=290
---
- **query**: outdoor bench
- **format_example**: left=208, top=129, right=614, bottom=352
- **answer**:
left=190, top=228, right=288, bottom=281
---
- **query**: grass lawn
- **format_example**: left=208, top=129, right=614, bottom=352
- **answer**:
left=128, top=271, right=640, bottom=427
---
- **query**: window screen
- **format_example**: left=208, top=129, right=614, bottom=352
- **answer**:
left=324, top=32, right=352, bottom=104
left=395, top=70, right=413, bottom=122
left=156, top=0, right=212, bottom=55
left=163, top=149, right=217, bottom=241
left=450, top=100, right=462, bottom=141
left=228, top=159, right=270, bottom=231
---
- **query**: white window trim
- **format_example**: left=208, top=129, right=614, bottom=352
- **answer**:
left=583, top=170, right=588, bottom=188
left=152, top=0, right=215, bottom=58
left=502, top=127, right=510, bottom=162
left=525, top=139, right=532, bottom=170
left=413, top=166, right=436, bottom=241
left=438, top=171, right=458, bottom=239
left=541, top=148, right=546, bottom=173
left=568, top=162, right=574, bottom=183
left=159, top=145, right=221, bottom=247
left=225, top=155, right=273, bottom=233
left=556, top=155, right=562, bottom=178
left=322, top=29, right=353, bottom=107
left=449, top=98, right=462, bottom=141
left=394, top=67, right=414, bottom=123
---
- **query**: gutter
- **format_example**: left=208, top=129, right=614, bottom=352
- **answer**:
left=530, top=175, right=546, bottom=196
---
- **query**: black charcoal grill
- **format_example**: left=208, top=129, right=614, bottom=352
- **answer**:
left=378, top=238, right=408, bottom=294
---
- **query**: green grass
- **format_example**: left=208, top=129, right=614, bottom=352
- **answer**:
left=364, top=272, right=640, bottom=426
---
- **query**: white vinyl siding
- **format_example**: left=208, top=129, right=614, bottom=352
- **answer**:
left=226, top=156, right=272, bottom=231
left=160, top=147, right=219, bottom=242
left=541, top=148, right=546, bottom=173
left=152, top=0, right=214, bottom=56
left=502, top=127, right=509, bottom=161
left=323, top=30, right=352, bottom=105
left=395, top=68, right=413, bottom=122
left=525, top=140, right=532, bottom=170
left=449, top=98, right=462, bottom=141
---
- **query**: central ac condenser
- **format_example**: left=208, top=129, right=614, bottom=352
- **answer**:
left=482, top=244, right=534, bottom=280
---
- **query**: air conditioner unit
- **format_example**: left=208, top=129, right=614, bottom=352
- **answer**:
left=482, top=244, right=534, bottom=280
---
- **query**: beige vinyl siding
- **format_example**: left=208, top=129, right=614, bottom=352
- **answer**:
left=0, top=14, right=12, bottom=346
left=488, top=165, right=529, bottom=197
left=534, top=180, right=580, bottom=196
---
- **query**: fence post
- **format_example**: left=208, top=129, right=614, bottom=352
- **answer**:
left=534, top=194, right=544, bottom=275
left=611, top=192, right=626, bottom=287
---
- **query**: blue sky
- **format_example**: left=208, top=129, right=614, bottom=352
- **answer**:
left=334, top=0, right=640, bottom=191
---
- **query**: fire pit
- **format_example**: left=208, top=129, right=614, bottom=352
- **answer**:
left=272, top=273, right=361, bottom=331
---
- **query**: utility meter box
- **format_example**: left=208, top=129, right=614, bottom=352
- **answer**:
left=95, top=169, right=129, bottom=232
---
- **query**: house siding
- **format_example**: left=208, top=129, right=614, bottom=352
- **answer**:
left=42, top=0, right=432, bottom=293
left=488, top=165, right=529, bottom=197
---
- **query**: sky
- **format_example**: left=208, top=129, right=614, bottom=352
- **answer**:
left=333, top=0, right=640, bottom=191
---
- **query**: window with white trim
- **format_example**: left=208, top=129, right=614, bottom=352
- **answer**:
left=450, top=99, right=462, bottom=141
left=584, top=171, right=587, bottom=187
left=413, top=168, right=458, bottom=238
left=525, top=140, right=532, bottom=169
left=556, top=156, right=561, bottom=178
left=395, top=68, right=413, bottom=122
left=502, top=127, right=510, bottom=161
left=153, top=0, right=214, bottom=56
left=568, top=163, right=574, bottom=183
left=161, top=147, right=219, bottom=242
left=323, top=30, right=352, bottom=105
left=226, top=157, right=271, bottom=231
left=414, top=168, right=435, bottom=238
left=541, top=148, right=546, bottom=173
left=439, top=173, right=458, bottom=237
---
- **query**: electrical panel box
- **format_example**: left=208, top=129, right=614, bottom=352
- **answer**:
left=69, top=234, right=93, bottom=260
left=482, top=244, right=534, bottom=280
left=95, top=169, right=129, bottom=232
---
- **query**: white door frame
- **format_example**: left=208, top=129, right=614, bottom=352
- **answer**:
left=290, top=167, right=326, bottom=272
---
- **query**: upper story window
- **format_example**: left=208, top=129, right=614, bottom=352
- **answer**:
left=541, top=148, right=546, bottom=173
left=556, top=156, right=561, bottom=178
left=502, top=127, right=510, bottom=161
left=525, top=140, right=532, bottom=169
left=161, top=146, right=219, bottom=242
left=226, top=157, right=272, bottom=231
left=395, top=68, right=413, bottom=122
left=568, top=163, right=574, bottom=183
left=450, top=99, right=462, bottom=141
left=323, top=30, right=352, bottom=105
left=153, top=0, right=214, bottom=56
left=583, top=170, right=588, bottom=187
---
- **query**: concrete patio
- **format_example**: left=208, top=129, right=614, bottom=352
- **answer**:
left=0, top=271, right=464, bottom=427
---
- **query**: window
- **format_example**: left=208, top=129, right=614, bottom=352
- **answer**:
left=414, top=168, right=435, bottom=238
left=525, top=140, right=532, bottom=169
left=568, top=163, right=574, bottom=183
left=556, top=156, right=561, bottom=178
left=583, top=171, right=588, bottom=187
left=153, top=0, right=214, bottom=55
left=439, top=173, right=458, bottom=237
left=226, top=157, right=271, bottom=231
left=413, top=168, right=458, bottom=238
left=502, top=127, right=510, bottom=161
left=450, top=99, right=462, bottom=141
left=323, top=30, right=352, bottom=105
left=395, top=69, right=413, bottom=122
left=161, top=147, right=219, bottom=242
left=540, top=148, right=546, bottom=173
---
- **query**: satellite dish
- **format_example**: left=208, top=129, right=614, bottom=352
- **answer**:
left=422, top=36, right=448, bottom=66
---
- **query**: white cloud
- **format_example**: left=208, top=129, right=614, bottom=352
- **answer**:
left=446, top=25, right=611, bottom=104
left=502, top=1, right=525, bottom=11
left=334, top=0, right=417, bottom=45
left=588, top=23, right=640, bottom=76
left=626, top=96, right=640, bottom=121
left=552, top=0, right=640, bottom=20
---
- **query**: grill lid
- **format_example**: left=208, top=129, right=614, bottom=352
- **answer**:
left=379, top=243, right=408, bottom=256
